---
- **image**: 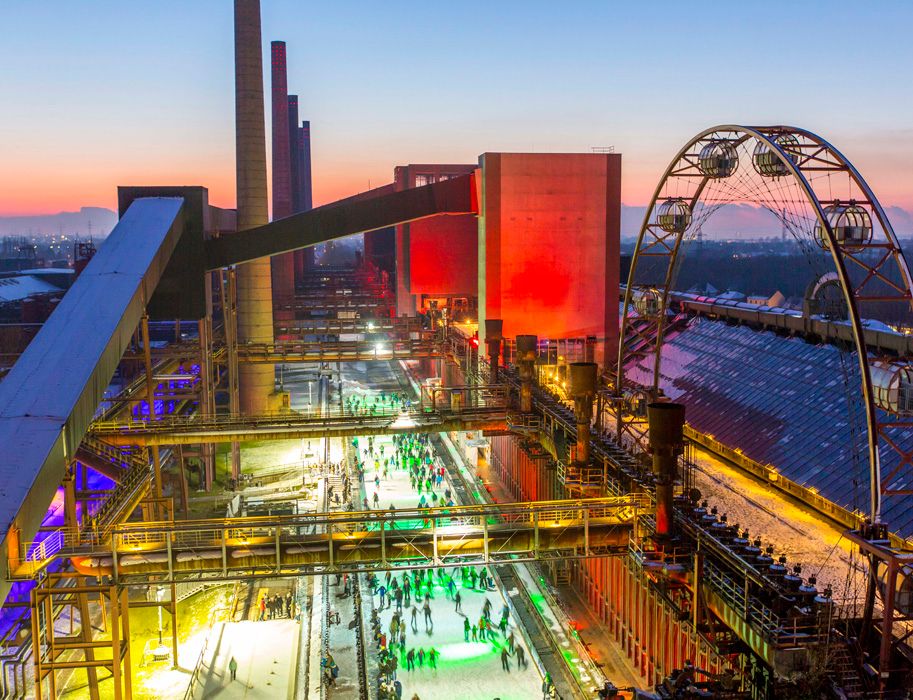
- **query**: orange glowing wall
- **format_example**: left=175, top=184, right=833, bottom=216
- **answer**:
left=478, top=152, right=621, bottom=368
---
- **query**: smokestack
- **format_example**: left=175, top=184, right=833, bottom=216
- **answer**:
left=569, top=362, right=598, bottom=466
left=288, top=95, right=300, bottom=213
left=234, top=0, right=275, bottom=414
left=485, top=319, right=503, bottom=384
left=647, top=402, right=685, bottom=541
left=296, top=120, right=315, bottom=272
left=270, top=40, right=295, bottom=302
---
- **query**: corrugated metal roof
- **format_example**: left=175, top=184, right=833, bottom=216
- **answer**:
left=625, top=317, right=913, bottom=537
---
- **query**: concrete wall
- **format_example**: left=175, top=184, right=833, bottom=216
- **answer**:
left=394, top=164, right=478, bottom=315
left=478, top=152, right=620, bottom=369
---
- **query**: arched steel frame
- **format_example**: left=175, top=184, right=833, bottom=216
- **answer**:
left=616, top=125, right=913, bottom=525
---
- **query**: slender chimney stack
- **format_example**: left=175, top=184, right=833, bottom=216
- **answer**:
left=288, top=95, right=300, bottom=213
left=296, top=120, right=315, bottom=272
left=270, top=40, right=295, bottom=302
left=234, top=0, right=275, bottom=414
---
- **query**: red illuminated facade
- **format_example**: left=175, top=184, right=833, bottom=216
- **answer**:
left=478, top=152, right=621, bottom=368
left=394, top=164, right=478, bottom=316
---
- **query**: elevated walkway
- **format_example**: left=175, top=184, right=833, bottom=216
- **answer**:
left=232, top=338, right=443, bottom=364
left=90, top=385, right=511, bottom=446
left=11, top=497, right=645, bottom=585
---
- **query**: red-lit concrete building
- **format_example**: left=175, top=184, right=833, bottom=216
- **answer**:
left=478, top=152, right=621, bottom=368
left=393, top=164, right=479, bottom=317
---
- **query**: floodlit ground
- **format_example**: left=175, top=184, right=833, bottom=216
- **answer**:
left=56, top=585, right=233, bottom=700
left=691, top=445, right=869, bottom=607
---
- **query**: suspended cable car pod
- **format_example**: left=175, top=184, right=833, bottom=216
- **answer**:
left=752, top=133, right=800, bottom=177
left=698, top=140, right=739, bottom=179
left=656, top=198, right=692, bottom=234
left=814, top=202, right=873, bottom=252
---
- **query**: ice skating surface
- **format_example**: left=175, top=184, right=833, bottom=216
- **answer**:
left=359, top=435, right=543, bottom=700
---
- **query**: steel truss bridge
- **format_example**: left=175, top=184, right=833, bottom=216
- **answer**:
left=14, top=497, right=644, bottom=584
left=89, top=384, right=509, bottom=445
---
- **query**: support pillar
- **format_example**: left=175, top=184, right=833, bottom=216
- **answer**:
left=198, top=312, right=215, bottom=490
left=485, top=319, right=503, bottom=384
left=516, top=335, right=538, bottom=413
left=221, top=269, right=242, bottom=480
left=140, top=315, right=164, bottom=513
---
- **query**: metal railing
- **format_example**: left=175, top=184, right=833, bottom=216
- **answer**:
left=12, top=496, right=648, bottom=578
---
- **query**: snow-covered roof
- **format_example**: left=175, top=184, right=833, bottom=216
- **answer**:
left=624, top=316, right=913, bottom=538
left=0, top=275, right=62, bottom=302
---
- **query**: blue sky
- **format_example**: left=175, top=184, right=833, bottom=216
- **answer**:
left=1, top=0, right=911, bottom=214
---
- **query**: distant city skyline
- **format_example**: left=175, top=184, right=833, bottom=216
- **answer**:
left=2, top=1, right=912, bottom=216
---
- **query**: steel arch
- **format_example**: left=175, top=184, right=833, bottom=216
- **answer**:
left=616, top=124, right=913, bottom=525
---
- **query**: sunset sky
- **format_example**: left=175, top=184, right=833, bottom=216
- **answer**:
left=1, top=1, right=912, bottom=216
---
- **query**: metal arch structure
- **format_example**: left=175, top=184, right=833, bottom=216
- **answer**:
left=616, top=124, right=913, bottom=526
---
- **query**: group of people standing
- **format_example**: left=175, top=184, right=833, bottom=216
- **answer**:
left=257, top=590, right=294, bottom=621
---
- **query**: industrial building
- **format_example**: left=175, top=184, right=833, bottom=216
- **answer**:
left=0, top=2, right=911, bottom=699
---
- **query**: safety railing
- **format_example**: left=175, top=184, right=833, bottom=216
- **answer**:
left=13, top=496, right=648, bottom=571
left=235, top=338, right=443, bottom=363
left=702, top=560, right=828, bottom=646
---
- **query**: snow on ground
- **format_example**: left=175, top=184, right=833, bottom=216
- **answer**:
left=691, top=446, right=869, bottom=607
left=358, top=432, right=543, bottom=700
left=194, top=619, right=298, bottom=699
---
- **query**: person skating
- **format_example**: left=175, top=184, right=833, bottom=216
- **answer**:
left=228, top=656, right=238, bottom=681
left=542, top=672, right=554, bottom=698
left=482, top=598, right=492, bottom=619
left=471, top=623, right=478, bottom=642
left=417, top=648, right=425, bottom=667
left=507, top=630, right=516, bottom=654
left=422, top=599, right=433, bottom=630
left=454, top=590, right=462, bottom=613
left=501, top=647, right=511, bottom=672
left=428, top=647, right=438, bottom=669
left=463, top=617, right=471, bottom=641
left=406, top=648, right=415, bottom=671
left=516, top=644, right=528, bottom=669
left=410, top=605, right=418, bottom=632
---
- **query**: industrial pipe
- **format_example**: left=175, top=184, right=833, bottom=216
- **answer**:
left=516, top=335, right=538, bottom=413
left=647, top=402, right=685, bottom=540
left=569, top=362, right=598, bottom=466
left=485, top=319, right=503, bottom=384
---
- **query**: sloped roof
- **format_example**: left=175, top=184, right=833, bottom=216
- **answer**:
left=0, top=275, right=61, bottom=302
left=624, top=316, right=913, bottom=537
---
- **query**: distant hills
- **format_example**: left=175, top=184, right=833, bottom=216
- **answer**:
left=2, top=202, right=911, bottom=243
left=621, top=204, right=913, bottom=240
left=0, top=207, right=117, bottom=238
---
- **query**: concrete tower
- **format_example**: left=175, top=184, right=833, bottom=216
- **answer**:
left=296, top=120, right=315, bottom=272
left=270, top=40, right=295, bottom=302
left=234, top=0, right=275, bottom=414
left=288, top=95, right=300, bottom=212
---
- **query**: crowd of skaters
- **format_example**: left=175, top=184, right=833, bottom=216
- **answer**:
left=350, top=429, right=540, bottom=699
